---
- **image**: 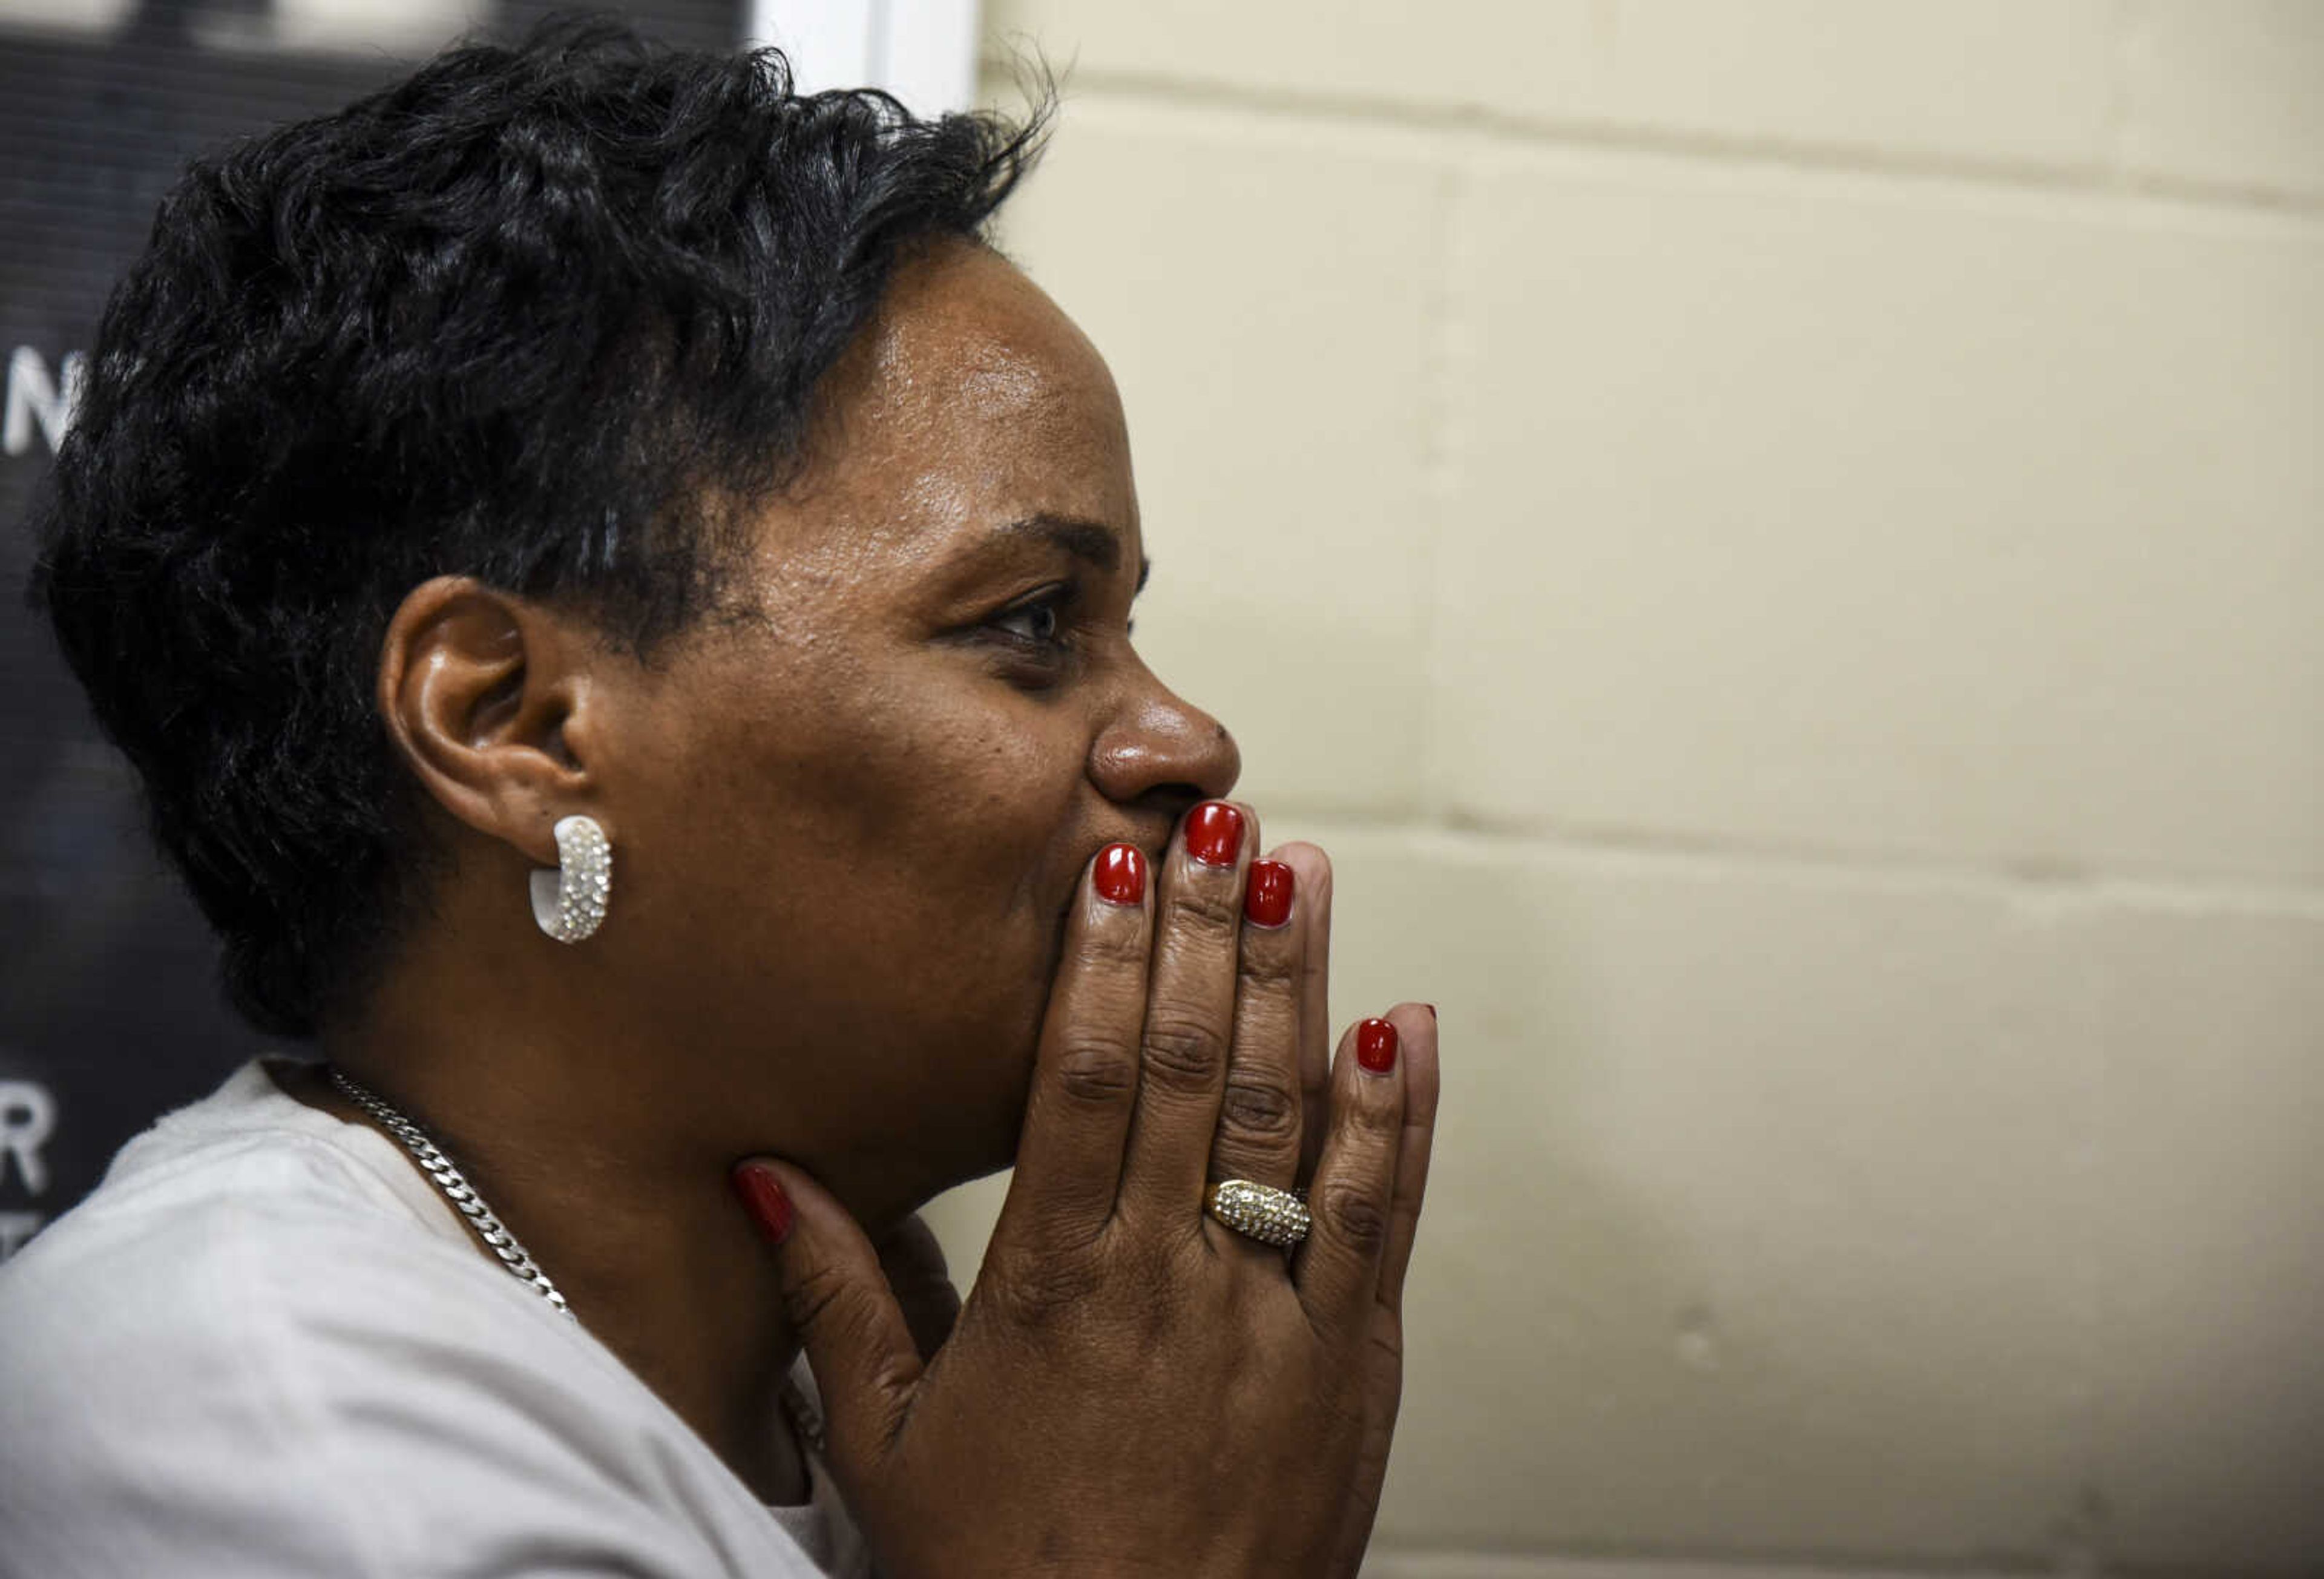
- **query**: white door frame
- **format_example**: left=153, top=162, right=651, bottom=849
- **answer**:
left=746, top=0, right=982, bottom=115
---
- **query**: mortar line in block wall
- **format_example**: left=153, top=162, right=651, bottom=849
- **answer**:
left=1262, top=809, right=2324, bottom=918
left=2098, top=0, right=2147, bottom=189
left=983, top=62, right=2324, bottom=222
left=1411, top=154, right=1468, bottom=828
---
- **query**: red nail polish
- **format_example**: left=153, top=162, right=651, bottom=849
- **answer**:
left=1094, top=843, right=1146, bottom=905
left=1244, top=860, right=1295, bottom=927
left=731, top=1166, right=793, bottom=1244
left=1185, top=801, right=1244, bottom=867
left=1356, top=1018, right=1398, bottom=1074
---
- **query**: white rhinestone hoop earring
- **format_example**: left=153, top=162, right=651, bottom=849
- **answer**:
left=528, top=815, right=611, bottom=944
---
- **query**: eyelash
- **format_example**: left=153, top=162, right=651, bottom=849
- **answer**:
left=982, top=582, right=1138, bottom=672
left=988, top=588, right=1074, bottom=657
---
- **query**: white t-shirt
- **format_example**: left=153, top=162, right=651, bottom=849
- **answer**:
left=0, top=1060, right=873, bottom=1578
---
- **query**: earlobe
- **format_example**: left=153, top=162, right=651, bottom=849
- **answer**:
left=377, top=576, right=595, bottom=865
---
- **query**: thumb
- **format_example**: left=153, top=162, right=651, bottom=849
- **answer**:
left=732, top=1159, right=923, bottom=1465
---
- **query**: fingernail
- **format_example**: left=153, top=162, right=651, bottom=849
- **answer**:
left=1356, top=1017, right=1399, bottom=1075
left=730, top=1165, right=793, bottom=1245
left=1425, top=1004, right=1437, bottom=1021
left=1244, top=859, right=1295, bottom=927
left=1093, top=842, right=1146, bottom=905
left=1185, top=801, right=1245, bottom=868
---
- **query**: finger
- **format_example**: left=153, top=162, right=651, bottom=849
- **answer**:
left=1116, top=799, right=1259, bottom=1228
left=1377, top=1002, right=1440, bottom=1313
left=1336, top=1005, right=1437, bottom=1578
left=994, top=841, right=1153, bottom=1250
left=1293, top=1007, right=1416, bottom=1330
left=732, top=1160, right=919, bottom=1465
left=875, top=1213, right=963, bottom=1362
left=1273, top=841, right=1334, bottom=1182
left=1204, top=849, right=1305, bottom=1198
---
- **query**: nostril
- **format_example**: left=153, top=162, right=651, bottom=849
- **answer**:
left=1100, top=786, right=1197, bottom=876
left=1139, top=783, right=1205, bottom=827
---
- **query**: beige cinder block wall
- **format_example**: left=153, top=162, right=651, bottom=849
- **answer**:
left=919, top=4, right=2324, bottom=1575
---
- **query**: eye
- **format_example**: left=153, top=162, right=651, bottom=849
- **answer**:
left=991, top=598, right=1064, bottom=648
left=990, top=590, right=1078, bottom=651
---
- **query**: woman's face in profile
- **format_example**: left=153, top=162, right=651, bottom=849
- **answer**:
left=588, top=241, right=1239, bottom=1210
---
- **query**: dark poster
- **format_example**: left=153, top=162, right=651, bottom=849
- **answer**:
left=0, top=0, right=743, bottom=1259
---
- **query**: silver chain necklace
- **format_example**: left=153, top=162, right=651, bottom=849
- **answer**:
left=327, top=1066, right=574, bottom=1319
left=322, top=1065, right=827, bottom=1457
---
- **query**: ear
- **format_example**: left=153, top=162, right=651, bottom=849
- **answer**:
left=376, top=576, right=605, bottom=868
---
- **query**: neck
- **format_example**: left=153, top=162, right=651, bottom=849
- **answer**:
left=284, top=1010, right=811, bottom=1505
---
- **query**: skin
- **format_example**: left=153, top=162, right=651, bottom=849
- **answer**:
left=278, top=239, right=1440, bottom=1569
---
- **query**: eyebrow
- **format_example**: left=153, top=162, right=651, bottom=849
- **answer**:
left=994, top=512, right=1152, bottom=594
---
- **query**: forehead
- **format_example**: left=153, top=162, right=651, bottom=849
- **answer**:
left=732, top=241, right=1140, bottom=626
left=855, top=241, right=1120, bottom=425
left=787, top=241, right=1134, bottom=535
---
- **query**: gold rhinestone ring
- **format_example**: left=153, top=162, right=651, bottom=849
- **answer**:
left=1204, top=1178, right=1311, bottom=1248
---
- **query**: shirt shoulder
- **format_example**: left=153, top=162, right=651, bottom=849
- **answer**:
left=0, top=1062, right=838, bottom=1579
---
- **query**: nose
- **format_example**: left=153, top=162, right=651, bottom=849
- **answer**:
left=1089, top=669, right=1241, bottom=813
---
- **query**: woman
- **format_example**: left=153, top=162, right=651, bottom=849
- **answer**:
left=0, top=19, right=1440, bottom=1577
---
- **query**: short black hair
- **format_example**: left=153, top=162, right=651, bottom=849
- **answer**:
left=28, top=16, right=1048, bottom=1037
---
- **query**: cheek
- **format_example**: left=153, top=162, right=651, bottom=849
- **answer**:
left=799, top=699, right=1074, bottom=909
left=628, top=658, right=1085, bottom=1022
left=670, top=690, right=1082, bottom=1165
